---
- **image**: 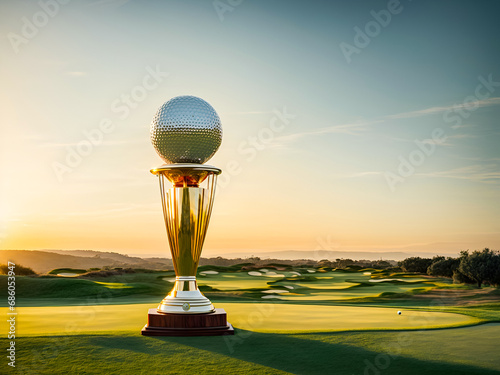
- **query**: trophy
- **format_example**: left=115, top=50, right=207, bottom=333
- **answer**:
left=141, top=96, right=233, bottom=336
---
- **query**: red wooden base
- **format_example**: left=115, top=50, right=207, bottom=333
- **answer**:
left=141, top=308, right=234, bottom=336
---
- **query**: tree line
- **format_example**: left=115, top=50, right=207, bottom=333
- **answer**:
left=399, top=248, right=500, bottom=288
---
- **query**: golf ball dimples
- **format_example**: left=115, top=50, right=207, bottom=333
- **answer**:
left=151, top=96, right=222, bottom=164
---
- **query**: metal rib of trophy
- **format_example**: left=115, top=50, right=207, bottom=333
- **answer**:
left=150, top=96, right=222, bottom=314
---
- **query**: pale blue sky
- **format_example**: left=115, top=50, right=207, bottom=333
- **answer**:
left=1, top=0, right=499, bottom=255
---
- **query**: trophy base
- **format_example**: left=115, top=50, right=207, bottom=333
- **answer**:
left=141, top=308, right=234, bottom=336
left=158, top=276, right=215, bottom=314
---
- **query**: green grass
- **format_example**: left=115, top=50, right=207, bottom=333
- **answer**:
left=8, top=325, right=500, bottom=374
left=0, top=272, right=177, bottom=301
left=2, top=303, right=477, bottom=337
left=0, top=269, right=466, bottom=304
left=0, top=275, right=166, bottom=299
left=2, top=268, right=499, bottom=374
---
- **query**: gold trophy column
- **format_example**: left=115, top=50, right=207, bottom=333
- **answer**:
left=154, top=164, right=220, bottom=314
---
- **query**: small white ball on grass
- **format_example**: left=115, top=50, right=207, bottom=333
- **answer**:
left=397, top=311, right=402, bottom=315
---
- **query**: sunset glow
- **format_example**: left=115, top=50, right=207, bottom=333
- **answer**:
left=1, top=1, right=499, bottom=257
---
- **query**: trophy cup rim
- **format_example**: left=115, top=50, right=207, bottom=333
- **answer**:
left=150, top=163, right=222, bottom=175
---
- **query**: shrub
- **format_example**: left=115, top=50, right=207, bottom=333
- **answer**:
left=427, top=257, right=460, bottom=278
left=399, top=257, right=433, bottom=273
left=0, top=263, right=36, bottom=276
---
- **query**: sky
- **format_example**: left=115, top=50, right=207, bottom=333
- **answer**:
left=0, top=0, right=499, bottom=257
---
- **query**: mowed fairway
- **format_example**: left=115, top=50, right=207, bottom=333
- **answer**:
left=2, top=303, right=475, bottom=336
left=2, top=268, right=499, bottom=374
left=6, top=325, right=500, bottom=375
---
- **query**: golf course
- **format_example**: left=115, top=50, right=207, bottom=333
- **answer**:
left=2, top=265, right=500, bottom=374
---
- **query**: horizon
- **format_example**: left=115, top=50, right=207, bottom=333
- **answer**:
left=1, top=0, right=500, bottom=256
left=3, top=247, right=463, bottom=262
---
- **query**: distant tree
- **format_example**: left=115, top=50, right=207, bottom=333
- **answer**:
left=431, top=255, right=446, bottom=263
left=488, top=253, right=500, bottom=287
left=371, top=260, right=392, bottom=269
left=318, top=259, right=333, bottom=268
left=452, top=269, right=475, bottom=284
left=342, top=258, right=354, bottom=267
left=0, top=263, right=36, bottom=276
left=400, top=257, right=433, bottom=273
left=427, top=257, right=460, bottom=278
left=333, top=258, right=354, bottom=269
left=458, top=248, right=498, bottom=288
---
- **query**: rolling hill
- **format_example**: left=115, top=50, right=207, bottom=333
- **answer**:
left=0, top=250, right=172, bottom=273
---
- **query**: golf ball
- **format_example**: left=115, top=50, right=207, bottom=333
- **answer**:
left=397, top=311, right=402, bottom=315
left=151, top=96, right=222, bottom=164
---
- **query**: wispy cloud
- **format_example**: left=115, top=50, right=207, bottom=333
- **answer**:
left=416, top=164, right=500, bottom=183
left=447, top=133, right=477, bottom=139
left=227, top=111, right=275, bottom=115
left=262, top=97, right=500, bottom=148
left=387, top=133, right=477, bottom=146
left=319, top=171, right=384, bottom=180
left=38, top=139, right=143, bottom=148
left=454, top=155, right=500, bottom=163
left=56, top=203, right=158, bottom=219
left=274, top=120, right=381, bottom=144
left=85, top=0, right=131, bottom=8
left=386, top=97, right=500, bottom=120
left=450, top=123, right=477, bottom=130
left=332, top=163, right=500, bottom=183
left=346, top=171, right=383, bottom=178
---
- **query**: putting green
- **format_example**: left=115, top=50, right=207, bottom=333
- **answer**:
left=4, top=303, right=476, bottom=336
left=224, top=304, right=476, bottom=333
left=289, top=282, right=359, bottom=290
left=198, top=276, right=272, bottom=290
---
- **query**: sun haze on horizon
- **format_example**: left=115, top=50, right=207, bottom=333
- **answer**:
left=0, top=0, right=499, bottom=257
